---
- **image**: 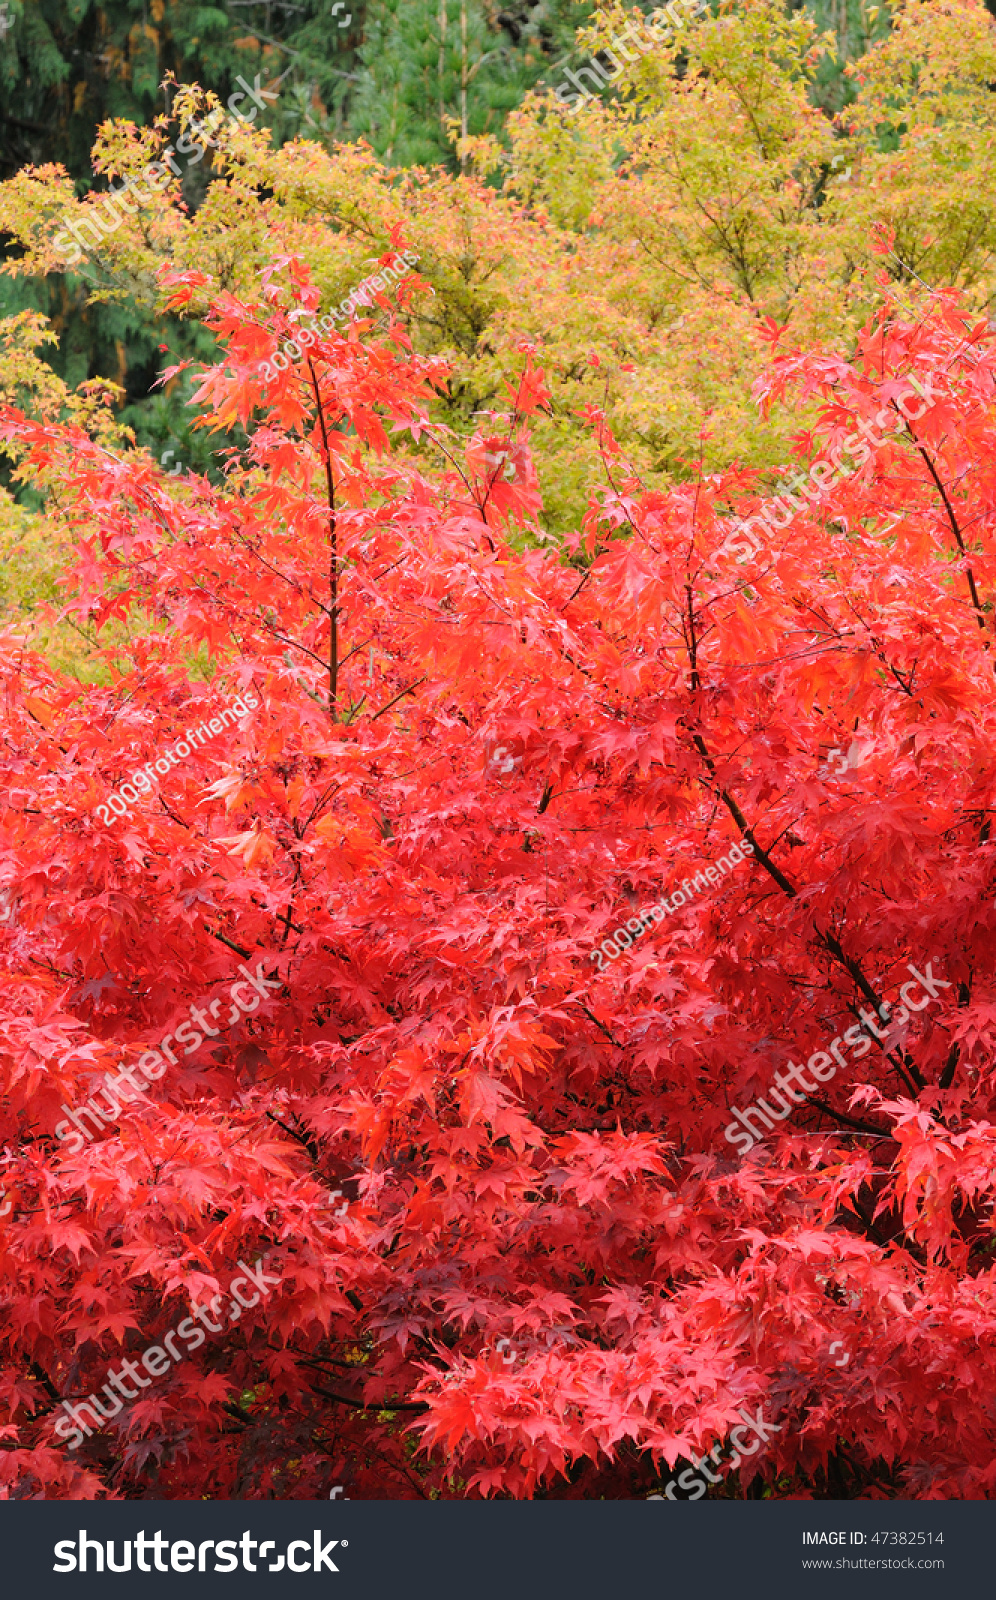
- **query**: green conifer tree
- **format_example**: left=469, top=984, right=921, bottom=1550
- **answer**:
left=799, top=0, right=891, bottom=114
left=349, top=0, right=588, bottom=169
left=0, top=0, right=280, bottom=182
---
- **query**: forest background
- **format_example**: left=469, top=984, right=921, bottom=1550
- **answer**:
left=2, top=0, right=996, bottom=1504
left=1, top=0, right=993, bottom=612
left=0, top=0, right=932, bottom=622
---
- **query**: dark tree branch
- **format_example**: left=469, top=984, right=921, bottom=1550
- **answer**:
left=370, top=678, right=427, bottom=721
left=904, top=420, right=988, bottom=636
left=804, top=1096, right=892, bottom=1138
left=308, top=1383, right=429, bottom=1414
left=203, top=925, right=252, bottom=960
left=306, top=356, right=340, bottom=718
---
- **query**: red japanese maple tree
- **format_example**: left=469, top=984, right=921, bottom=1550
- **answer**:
left=1, top=258, right=995, bottom=1500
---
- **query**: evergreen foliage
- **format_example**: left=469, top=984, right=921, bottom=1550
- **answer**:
left=349, top=0, right=587, bottom=169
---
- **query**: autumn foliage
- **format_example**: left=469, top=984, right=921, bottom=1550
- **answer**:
left=1, top=234, right=996, bottom=1502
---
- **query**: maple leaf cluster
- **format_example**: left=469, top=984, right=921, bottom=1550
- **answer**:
left=0, top=266, right=995, bottom=1503
left=9, top=0, right=996, bottom=553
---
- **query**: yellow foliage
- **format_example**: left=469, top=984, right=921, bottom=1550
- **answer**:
left=1, top=0, right=996, bottom=551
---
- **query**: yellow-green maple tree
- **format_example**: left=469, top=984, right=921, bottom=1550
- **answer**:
left=2, top=0, right=996, bottom=588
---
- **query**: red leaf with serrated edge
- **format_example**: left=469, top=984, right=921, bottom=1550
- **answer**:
left=0, top=255, right=994, bottom=1508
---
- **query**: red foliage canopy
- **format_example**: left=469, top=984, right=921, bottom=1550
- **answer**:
left=1, top=269, right=995, bottom=1499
